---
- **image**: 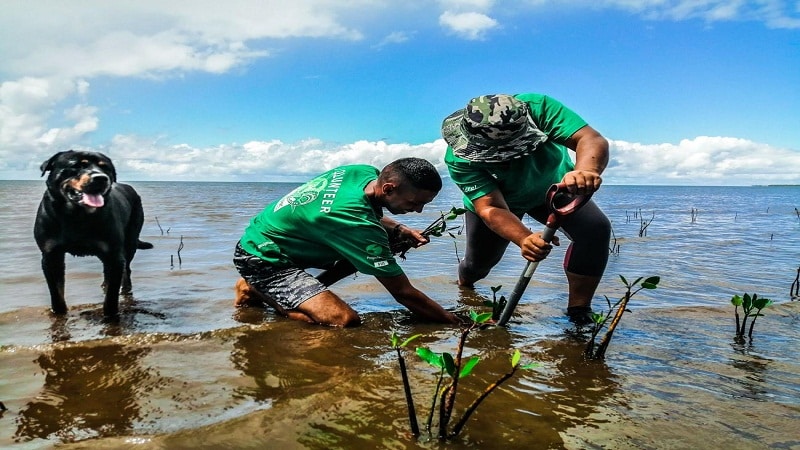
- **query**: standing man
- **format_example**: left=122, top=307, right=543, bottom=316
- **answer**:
left=441, top=93, right=611, bottom=324
left=233, top=157, right=460, bottom=327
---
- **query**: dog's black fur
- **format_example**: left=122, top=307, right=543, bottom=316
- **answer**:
left=34, top=150, right=153, bottom=318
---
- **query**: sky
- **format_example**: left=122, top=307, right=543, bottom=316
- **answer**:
left=1, top=0, right=798, bottom=185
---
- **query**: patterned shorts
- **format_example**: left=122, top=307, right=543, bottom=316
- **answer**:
left=233, top=242, right=327, bottom=310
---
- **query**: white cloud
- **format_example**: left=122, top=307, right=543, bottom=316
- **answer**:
left=605, top=137, right=800, bottom=185
left=591, top=0, right=800, bottom=28
left=374, top=31, right=413, bottom=49
left=0, top=2, right=367, bottom=79
left=5, top=134, right=798, bottom=187
left=439, top=11, right=499, bottom=39
left=0, top=77, right=97, bottom=170
left=35, top=135, right=450, bottom=182
left=0, top=0, right=370, bottom=174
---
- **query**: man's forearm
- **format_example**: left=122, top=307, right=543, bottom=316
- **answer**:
left=477, top=206, right=531, bottom=247
left=395, top=291, right=456, bottom=323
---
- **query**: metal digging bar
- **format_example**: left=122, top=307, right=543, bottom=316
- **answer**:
left=496, top=183, right=593, bottom=326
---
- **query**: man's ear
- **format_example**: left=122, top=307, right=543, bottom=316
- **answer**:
left=382, top=182, right=396, bottom=196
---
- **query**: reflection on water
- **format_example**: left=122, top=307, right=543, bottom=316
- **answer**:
left=728, top=345, right=772, bottom=401
left=14, top=343, right=151, bottom=443
left=1, top=302, right=799, bottom=449
left=230, top=324, right=383, bottom=403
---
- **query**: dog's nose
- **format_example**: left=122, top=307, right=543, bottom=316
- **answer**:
left=87, top=172, right=110, bottom=190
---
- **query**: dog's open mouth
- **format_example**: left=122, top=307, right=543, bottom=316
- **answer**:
left=61, top=173, right=111, bottom=208
left=65, top=186, right=106, bottom=207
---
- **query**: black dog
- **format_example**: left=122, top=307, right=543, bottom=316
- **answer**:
left=34, top=150, right=153, bottom=318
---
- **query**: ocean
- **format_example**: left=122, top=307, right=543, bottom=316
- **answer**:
left=1, top=180, right=798, bottom=449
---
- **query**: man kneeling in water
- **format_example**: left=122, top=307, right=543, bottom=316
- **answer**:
left=233, top=157, right=460, bottom=327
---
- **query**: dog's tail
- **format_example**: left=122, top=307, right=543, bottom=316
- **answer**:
left=138, top=240, right=154, bottom=250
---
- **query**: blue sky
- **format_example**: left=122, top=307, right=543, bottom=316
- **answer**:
left=1, top=1, right=798, bottom=185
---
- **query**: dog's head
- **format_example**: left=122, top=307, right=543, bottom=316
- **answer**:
left=40, top=150, right=117, bottom=210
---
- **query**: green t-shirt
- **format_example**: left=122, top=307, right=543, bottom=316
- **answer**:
left=239, top=165, right=403, bottom=277
left=444, top=93, right=586, bottom=213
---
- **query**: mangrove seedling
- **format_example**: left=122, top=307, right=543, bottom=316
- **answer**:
left=483, top=285, right=507, bottom=321
left=638, top=212, right=655, bottom=237
left=391, top=331, right=424, bottom=436
left=448, top=348, right=539, bottom=438
left=731, top=293, right=773, bottom=343
left=585, top=275, right=660, bottom=360
left=393, top=206, right=467, bottom=259
left=608, top=224, right=620, bottom=254
left=396, top=311, right=538, bottom=440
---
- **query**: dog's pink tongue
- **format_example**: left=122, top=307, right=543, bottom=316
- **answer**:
left=83, top=194, right=105, bottom=207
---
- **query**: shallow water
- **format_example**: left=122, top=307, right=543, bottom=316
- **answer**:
left=1, top=181, right=798, bottom=449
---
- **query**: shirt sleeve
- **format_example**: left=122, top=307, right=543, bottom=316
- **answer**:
left=516, top=93, right=588, bottom=145
left=445, top=159, right=498, bottom=203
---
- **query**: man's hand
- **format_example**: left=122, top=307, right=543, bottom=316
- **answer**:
left=561, top=170, right=602, bottom=196
left=395, top=224, right=429, bottom=248
left=520, top=232, right=560, bottom=262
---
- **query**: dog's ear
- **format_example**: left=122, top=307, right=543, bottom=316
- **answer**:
left=108, top=163, right=117, bottom=183
left=40, top=152, right=66, bottom=177
left=98, top=153, right=117, bottom=183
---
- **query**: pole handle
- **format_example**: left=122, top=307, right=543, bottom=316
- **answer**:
left=496, top=224, right=558, bottom=326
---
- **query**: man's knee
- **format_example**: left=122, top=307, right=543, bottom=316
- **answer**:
left=299, top=291, right=361, bottom=327
left=311, top=308, right=361, bottom=327
left=331, top=310, right=362, bottom=327
left=458, top=259, right=493, bottom=286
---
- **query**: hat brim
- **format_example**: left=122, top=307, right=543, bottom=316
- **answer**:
left=441, top=109, right=548, bottom=163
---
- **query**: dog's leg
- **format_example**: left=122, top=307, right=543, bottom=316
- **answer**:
left=121, top=259, right=133, bottom=294
left=41, top=251, right=67, bottom=314
left=121, top=240, right=138, bottom=294
left=121, top=190, right=148, bottom=294
left=100, top=255, right=126, bottom=318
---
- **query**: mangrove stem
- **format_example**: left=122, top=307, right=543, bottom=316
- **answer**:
left=449, top=368, right=517, bottom=438
left=395, top=348, right=419, bottom=436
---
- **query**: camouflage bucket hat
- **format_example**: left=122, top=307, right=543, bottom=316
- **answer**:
left=441, top=94, right=548, bottom=162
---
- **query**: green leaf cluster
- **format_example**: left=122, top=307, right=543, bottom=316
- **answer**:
left=585, top=274, right=660, bottom=360
left=731, top=293, right=773, bottom=342
left=394, top=206, right=467, bottom=259
left=421, top=207, right=467, bottom=238
left=391, top=331, right=422, bottom=349
left=390, top=309, right=539, bottom=440
left=483, top=285, right=507, bottom=321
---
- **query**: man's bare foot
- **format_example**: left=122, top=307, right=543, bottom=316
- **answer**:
left=234, top=277, right=266, bottom=308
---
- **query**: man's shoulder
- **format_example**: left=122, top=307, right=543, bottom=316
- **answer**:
left=337, top=164, right=379, bottom=173
left=514, top=93, right=562, bottom=111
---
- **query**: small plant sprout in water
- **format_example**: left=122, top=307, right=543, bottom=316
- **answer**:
left=392, top=311, right=539, bottom=441
left=483, top=285, right=507, bottom=321
left=390, top=331, right=424, bottom=436
left=731, top=293, right=773, bottom=343
left=393, top=206, right=467, bottom=260
left=638, top=212, right=655, bottom=237
left=585, top=275, right=660, bottom=360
